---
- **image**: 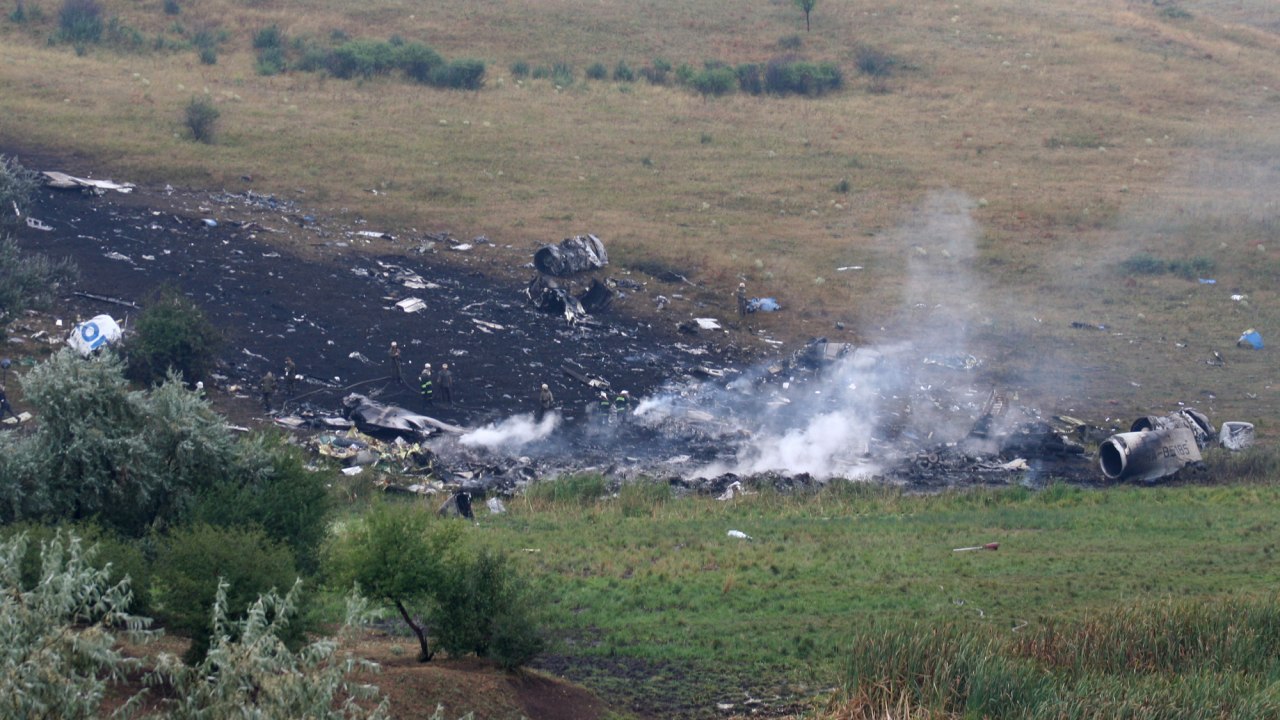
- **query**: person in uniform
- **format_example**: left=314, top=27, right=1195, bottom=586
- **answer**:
left=388, top=342, right=402, bottom=384
left=613, top=389, right=631, bottom=421
left=537, top=383, right=556, bottom=421
left=736, top=282, right=749, bottom=317
left=437, top=363, right=454, bottom=405
left=0, top=384, right=18, bottom=422
left=283, top=357, right=297, bottom=396
left=598, top=391, right=612, bottom=423
left=260, top=371, right=276, bottom=411
left=419, top=363, right=434, bottom=406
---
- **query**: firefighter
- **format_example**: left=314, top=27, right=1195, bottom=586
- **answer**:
left=419, top=363, right=434, bottom=406
left=388, top=341, right=402, bottom=384
left=613, top=389, right=631, bottom=421
left=736, top=282, right=748, bottom=317
left=537, top=383, right=555, bottom=421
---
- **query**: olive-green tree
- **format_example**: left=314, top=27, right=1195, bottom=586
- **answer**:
left=795, top=0, right=817, bottom=31
left=325, top=502, right=463, bottom=662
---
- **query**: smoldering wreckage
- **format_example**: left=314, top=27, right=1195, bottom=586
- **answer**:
left=12, top=172, right=1262, bottom=507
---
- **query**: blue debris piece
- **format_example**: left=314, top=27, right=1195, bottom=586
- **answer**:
left=1237, top=329, right=1264, bottom=350
left=747, top=297, right=781, bottom=313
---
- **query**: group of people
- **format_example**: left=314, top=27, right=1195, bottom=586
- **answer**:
left=390, top=341, right=455, bottom=406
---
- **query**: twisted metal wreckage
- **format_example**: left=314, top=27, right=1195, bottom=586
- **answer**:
left=279, top=333, right=1258, bottom=501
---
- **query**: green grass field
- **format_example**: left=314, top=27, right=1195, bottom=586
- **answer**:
left=429, top=463, right=1280, bottom=716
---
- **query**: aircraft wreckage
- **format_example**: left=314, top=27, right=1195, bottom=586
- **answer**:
left=267, top=334, right=1262, bottom=498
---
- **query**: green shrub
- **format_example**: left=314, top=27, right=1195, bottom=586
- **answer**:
left=0, top=156, right=40, bottom=224
left=551, top=61, right=574, bottom=87
left=586, top=62, right=607, bottom=80
left=531, top=65, right=550, bottom=79
left=1167, top=256, right=1215, bottom=280
left=510, top=60, right=530, bottom=78
left=324, top=502, right=464, bottom=662
left=184, top=96, right=219, bottom=142
left=252, top=24, right=283, bottom=50
left=198, top=46, right=217, bottom=64
left=154, top=523, right=302, bottom=663
left=0, top=234, right=77, bottom=339
left=191, top=434, right=335, bottom=574
left=126, top=286, right=221, bottom=384
left=834, top=178, right=850, bottom=193
left=855, top=46, right=897, bottom=77
left=327, top=38, right=397, bottom=79
left=57, top=0, right=103, bottom=45
left=640, top=57, right=671, bottom=84
left=163, top=0, right=180, bottom=15
left=691, top=66, right=738, bottom=98
left=736, top=63, right=764, bottom=95
left=0, top=532, right=149, bottom=719
left=0, top=348, right=238, bottom=536
left=0, top=521, right=154, bottom=615
left=1160, top=6, right=1192, bottom=20
left=763, top=56, right=843, bottom=96
left=431, top=547, right=546, bottom=669
left=256, top=45, right=287, bottom=75
left=431, top=59, right=485, bottom=89
left=674, top=62, right=695, bottom=85
left=613, top=60, right=635, bottom=82
left=396, top=41, right=444, bottom=84
left=778, top=34, right=803, bottom=50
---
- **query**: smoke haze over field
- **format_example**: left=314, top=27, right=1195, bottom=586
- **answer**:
left=435, top=191, right=1012, bottom=482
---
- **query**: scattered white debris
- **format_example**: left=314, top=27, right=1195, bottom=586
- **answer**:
left=42, top=171, right=135, bottom=193
left=340, top=466, right=365, bottom=476
left=836, top=265, right=864, bottom=272
left=487, top=497, right=507, bottom=514
left=471, top=318, right=505, bottom=333
left=395, top=297, right=426, bottom=313
left=727, top=529, right=753, bottom=540
left=103, top=251, right=133, bottom=263
left=356, top=230, right=394, bottom=240
left=694, top=318, right=721, bottom=330
left=449, top=243, right=472, bottom=251
left=25, top=217, right=52, bottom=231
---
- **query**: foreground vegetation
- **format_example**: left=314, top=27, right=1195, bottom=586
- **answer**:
left=462, top=472, right=1280, bottom=715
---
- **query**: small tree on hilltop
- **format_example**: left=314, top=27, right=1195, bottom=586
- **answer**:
left=795, top=0, right=817, bottom=31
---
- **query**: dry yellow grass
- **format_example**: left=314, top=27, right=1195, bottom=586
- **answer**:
left=1, top=0, right=1277, bottom=422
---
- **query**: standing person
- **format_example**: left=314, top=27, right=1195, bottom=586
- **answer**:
left=736, top=282, right=749, bottom=318
left=436, top=363, right=454, bottom=405
left=260, top=371, right=276, bottom=412
left=0, top=384, right=18, bottom=422
left=613, top=390, right=631, bottom=422
left=537, top=383, right=556, bottom=421
left=419, top=363, right=434, bottom=406
left=388, top=342, right=402, bottom=384
left=598, top=391, right=612, bottom=423
left=283, top=356, right=297, bottom=397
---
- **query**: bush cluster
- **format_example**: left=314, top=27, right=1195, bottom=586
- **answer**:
left=252, top=28, right=485, bottom=89
left=508, top=54, right=842, bottom=98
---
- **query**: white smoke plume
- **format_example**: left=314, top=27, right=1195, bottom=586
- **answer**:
left=459, top=412, right=560, bottom=453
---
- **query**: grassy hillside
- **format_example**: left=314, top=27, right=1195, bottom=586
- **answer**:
left=1, top=0, right=1277, bottom=427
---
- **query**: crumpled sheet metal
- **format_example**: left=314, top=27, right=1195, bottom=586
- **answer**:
left=533, top=234, right=608, bottom=276
left=342, top=393, right=464, bottom=438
